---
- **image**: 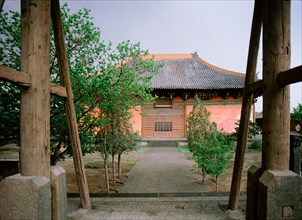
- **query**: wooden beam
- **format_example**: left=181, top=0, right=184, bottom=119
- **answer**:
left=50, top=83, right=67, bottom=98
left=228, top=0, right=263, bottom=210
left=20, top=0, right=51, bottom=178
left=0, top=0, right=5, bottom=11
left=0, top=65, right=31, bottom=87
left=248, top=80, right=264, bottom=95
left=278, top=65, right=302, bottom=87
left=51, top=0, right=91, bottom=209
left=0, top=65, right=68, bottom=98
left=262, top=0, right=290, bottom=171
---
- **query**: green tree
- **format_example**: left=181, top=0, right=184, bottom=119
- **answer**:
left=0, top=5, right=162, bottom=166
left=186, top=96, right=234, bottom=191
left=194, top=131, right=234, bottom=192
left=291, top=103, right=302, bottom=126
left=0, top=10, right=21, bottom=146
left=233, top=120, right=260, bottom=139
left=186, top=96, right=216, bottom=153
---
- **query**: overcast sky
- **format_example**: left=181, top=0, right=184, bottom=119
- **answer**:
left=3, top=0, right=302, bottom=112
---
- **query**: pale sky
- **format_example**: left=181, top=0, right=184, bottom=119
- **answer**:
left=3, top=0, right=302, bottom=112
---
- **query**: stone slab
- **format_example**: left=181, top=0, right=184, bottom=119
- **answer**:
left=258, top=170, right=302, bottom=220
left=0, top=174, right=51, bottom=220
left=51, top=166, right=67, bottom=220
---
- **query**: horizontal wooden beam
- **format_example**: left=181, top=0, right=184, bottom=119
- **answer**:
left=50, top=83, right=67, bottom=98
left=248, top=80, right=264, bottom=95
left=245, top=65, right=301, bottom=96
left=0, top=65, right=67, bottom=98
left=278, top=65, right=302, bottom=87
left=0, top=65, right=31, bottom=87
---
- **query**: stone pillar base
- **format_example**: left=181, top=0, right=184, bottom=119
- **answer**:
left=51, top=166, right=67, bottom=220
left=0, top=174, right=51, bottom=220
left=258, top=170, right=301, bottom=220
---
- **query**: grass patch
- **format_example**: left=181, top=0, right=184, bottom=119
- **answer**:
left=177, top=146, right=190, bottom=153
left=122, top=158, right=138, bottom=168
left=85, top=162, right=101, bottom=169
left=133, top=147, right=150, bottom=153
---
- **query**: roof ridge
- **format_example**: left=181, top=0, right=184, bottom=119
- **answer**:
left=146, top=53, right=245, bottom=77
left=150, top=54, right=193, bottom=59
left=194, top=55, right=245, bottom=77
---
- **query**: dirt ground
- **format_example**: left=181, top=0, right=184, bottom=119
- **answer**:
left=58, top=148, right=261, bottom=194
left=203, top=152, right=261, bottom=192
left=57, top=155, right=138, bottom=194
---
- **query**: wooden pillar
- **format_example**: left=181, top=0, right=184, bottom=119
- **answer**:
left=262, top=0, right=290, bottom=171
left=0, top=0, right=5, bottom=11
left=228, top=0, right=262, bottom=210
left=51, top=0, right=91, bottom=209
left=20, top=0, right=51, bottom=178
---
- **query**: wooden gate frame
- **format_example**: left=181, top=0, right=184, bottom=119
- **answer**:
left=0, top=0, right=91, bottom=209
left=229, top=0, right=302, bottom=210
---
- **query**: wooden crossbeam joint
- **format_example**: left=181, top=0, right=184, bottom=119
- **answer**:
left=50, top=83, right=67, bottom=98
left=278, top=65, right=302, bottom=87
left=0, top=65, right=68, bottom=98
left=245, top=65, right=302, bottom=97
left=0, top=65, right=31, bottom=87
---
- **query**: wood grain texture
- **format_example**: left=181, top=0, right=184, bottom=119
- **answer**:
left=262, top=0, right=290, bottom=170
left=228, top=0, right=263, bottom=210
left=20, top=0, right=51, bottom=177
left=51, top=0, right=91, bottom=209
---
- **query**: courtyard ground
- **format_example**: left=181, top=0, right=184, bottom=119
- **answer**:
left=58, top=146, right=261, bottom=194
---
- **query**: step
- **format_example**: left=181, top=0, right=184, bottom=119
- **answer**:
left=148, top=140, right=178, bottom=147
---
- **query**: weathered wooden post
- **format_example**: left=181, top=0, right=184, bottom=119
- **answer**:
left=0, top=0, right=52, bottom=219
left=256, top=0, right=301, bottom=219
left=51, top=0, right=91, bottom=209
left=228, top=0, right=263, bottom=210
left=20, top=0, right=51, bottom=178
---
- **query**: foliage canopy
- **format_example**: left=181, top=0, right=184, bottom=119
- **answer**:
left=186, top=96, right=234, bottom=191
left=0, top=4, right=162, bottom=165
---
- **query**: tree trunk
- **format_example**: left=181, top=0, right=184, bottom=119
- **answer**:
left=103, top=153, right=110, bottom=193
left=215, top=175, right=219, bottom=192
left=202, top=169, right=206, bottom=184
left=112, top=154, right=116, bottom=185
left=118, top=153, right=122, bottom=180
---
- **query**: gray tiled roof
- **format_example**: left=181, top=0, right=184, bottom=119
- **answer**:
left=151, top=55, right=245, bottom=90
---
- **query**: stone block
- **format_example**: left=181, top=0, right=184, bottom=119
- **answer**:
left=246, top=165, right=263, bottom=220
left=0, top=174, right=51, bottom=219
left=258, top=170, right=302, bottom=220
left=51, top=166, right=67, bottom=220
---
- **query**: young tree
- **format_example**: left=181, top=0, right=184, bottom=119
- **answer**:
left=194, top=131, right=234, bottom=191
left=291, top=103, right=302, bottom=125
left=186, top=96, right=234, bottom=191
left=233, top=120, right=260, bottom=139
left=186, top=96, right=216, bottom=153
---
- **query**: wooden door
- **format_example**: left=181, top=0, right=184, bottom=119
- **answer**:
left=142, top=108, right=184, bottom=139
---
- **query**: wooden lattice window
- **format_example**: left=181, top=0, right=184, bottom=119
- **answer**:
left=155, top=122, right=172, bottom=131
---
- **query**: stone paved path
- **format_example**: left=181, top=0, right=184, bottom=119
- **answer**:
left=119, top=147, right=210, bottom=193
left=68, top=147, right=246, bottom=219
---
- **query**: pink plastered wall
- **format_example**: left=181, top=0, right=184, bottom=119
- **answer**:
left=130, top=106, right=142, bottom=135
left=185, top=104, right=251, bottom=133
